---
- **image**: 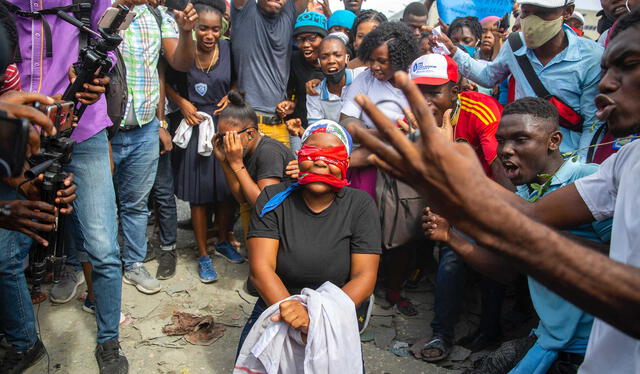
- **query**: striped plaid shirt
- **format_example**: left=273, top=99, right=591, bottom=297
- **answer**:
left=119, top=5, right=178, bottom=126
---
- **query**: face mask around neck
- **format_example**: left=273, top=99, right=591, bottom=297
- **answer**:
left=324, top=67, right=347, bottom=84
left=520, top=14, right=564, bottom=49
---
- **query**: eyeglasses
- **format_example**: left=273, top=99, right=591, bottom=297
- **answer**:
left=295, top=34, right=320, bottom=45
left=214, top=127, right=253, bottom=144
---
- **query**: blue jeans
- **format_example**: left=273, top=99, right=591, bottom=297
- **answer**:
left=0, top=185, right=38, bottom=352
left=236, top=298, right=268, bottom=358
left=431, top=245, right=467, bottom=340
left=431, top=245, right=505, bottom=340
left=64, top=129, right=122, bottom=343
left=111, top=119, right=160, bottom=268
left=150, top=151, right=177, bottom=248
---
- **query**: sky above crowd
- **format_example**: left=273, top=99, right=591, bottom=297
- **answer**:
left=325, top=0, right=603, bottom=16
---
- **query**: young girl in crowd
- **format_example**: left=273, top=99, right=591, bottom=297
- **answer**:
left=166, top=0, right=243, bottom=283
left=347, top=10, right=387, bottom=71
left=214, top=90, right=295, bottom=236
left=237, top=121, right=381, bottom=351
left=340, top=21, right=421, bottom=316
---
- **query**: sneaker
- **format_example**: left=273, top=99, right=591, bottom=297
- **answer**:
left=156, top=249, right=177, bottom=280
left=0, top=339, right=47, bottom=374
left=197, top=256, right=218, bottom=283
left=50, top=265, right=85, bottom=303
left=95, top=339, right=128, bottom=374
left=356, top=294, right=375, bottom=334
left=123, top=264, right=161, bottom=294
left=213, top=241, right=244, bottom=263
left=82, top=299, right=126, bottom=325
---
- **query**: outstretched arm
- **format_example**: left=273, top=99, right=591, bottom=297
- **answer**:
left=353, top=71, right=640, bottom=338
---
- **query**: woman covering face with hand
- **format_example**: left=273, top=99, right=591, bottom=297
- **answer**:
left=236, top=121, right=381, bottom=353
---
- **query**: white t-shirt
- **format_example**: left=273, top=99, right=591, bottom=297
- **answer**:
left=340, top=71, right=408, bottom=129
left=307, top=69, right=361, bottom=124
left=574, top=139, right=640, bottom=374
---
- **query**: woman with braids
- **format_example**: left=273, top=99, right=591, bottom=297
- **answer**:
left=166, top=0, right=243, bottom=283
left=340, top=21, right=421, bottom=316
left=236, top=121, right=381, bottom=357
left=347, top=9, right=387, bottom=71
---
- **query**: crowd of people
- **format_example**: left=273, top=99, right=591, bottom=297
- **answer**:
left=0, top=0, right=638, bottom=373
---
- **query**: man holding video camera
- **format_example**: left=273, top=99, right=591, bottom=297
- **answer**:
left=0, top=27, right=78, bottom=372
left=2, top=0, right=128, bottom=372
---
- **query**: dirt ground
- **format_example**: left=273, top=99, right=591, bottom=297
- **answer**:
left=12, top=200, right=532, bottom=374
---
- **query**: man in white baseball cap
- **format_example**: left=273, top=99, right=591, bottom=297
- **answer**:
left=566, top=11, right=586, bottom=36
left=433, top=0, right=604, bottom=162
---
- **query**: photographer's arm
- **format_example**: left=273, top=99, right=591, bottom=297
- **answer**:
left=162, top=4, right=197, bottom=72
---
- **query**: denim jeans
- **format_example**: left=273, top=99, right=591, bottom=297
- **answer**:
left=431, top=245, right=467, bottom=340
left=431, top=245, right=505, bottom=340
left=149, top=151, right=177, bottom=248
left=0, top=185, right=37, bottom=352
left=236, top=298, right=268, bottom=358
left=64, top=129, right=122, bottom=343
left=111, top=119, right=160, bottom=268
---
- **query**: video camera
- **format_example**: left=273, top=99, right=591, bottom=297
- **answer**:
left=59, top=4, right=134, bottom=122
left=21, top=6, right=133, bottom=301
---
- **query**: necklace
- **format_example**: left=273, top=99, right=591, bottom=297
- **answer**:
left=196, top=44, right=219, bottom=74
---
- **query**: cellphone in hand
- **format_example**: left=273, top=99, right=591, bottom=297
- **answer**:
left=165, top=0, right=188, bottom=11
left=35, top=101, right=75, bottom=132
left=0, top=114, right=29, bottom=178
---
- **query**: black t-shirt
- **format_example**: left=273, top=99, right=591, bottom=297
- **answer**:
left=288, top=50, right=323, bottom=127
left=244, top=135, right=295, bottom=181
left=248, top=183, right=382, bottom=294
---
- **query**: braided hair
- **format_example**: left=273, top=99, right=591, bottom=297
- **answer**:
left=350, top=9, right=387, bottom=52
left=357, top=21, right=419, bottom=72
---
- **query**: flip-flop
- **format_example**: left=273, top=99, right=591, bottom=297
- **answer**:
left=421, top=336, right=452, bottom=362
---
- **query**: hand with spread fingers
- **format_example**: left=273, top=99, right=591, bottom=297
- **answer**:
left=0, top=200, right=57, bottom=246
left=351, top=71, right=490, bottom=225
left=285, top=118, right=304, bottom=137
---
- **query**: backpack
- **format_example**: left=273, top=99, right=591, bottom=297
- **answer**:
left=376, top=169, right=427, bottom=250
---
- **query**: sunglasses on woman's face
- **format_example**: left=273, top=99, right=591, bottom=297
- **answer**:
left=214, top=127, right=252, bottom=145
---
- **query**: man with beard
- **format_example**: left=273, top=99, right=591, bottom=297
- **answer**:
left=353, top=7, right=640, bottom=373
left=424, top=97, right=613, bottom=373
left=231, top=0, right=310, bottom=148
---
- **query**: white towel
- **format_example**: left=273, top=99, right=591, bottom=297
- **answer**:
left=172, top=112, right=216, bottom=156
left=234, top=282, right=363, bottom=374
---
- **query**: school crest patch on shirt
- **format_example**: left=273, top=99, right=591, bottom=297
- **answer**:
left=195, top=83, right=208, bottom=97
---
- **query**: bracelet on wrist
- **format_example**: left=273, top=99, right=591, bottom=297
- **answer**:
left=233, top=166, right=245, bottom=174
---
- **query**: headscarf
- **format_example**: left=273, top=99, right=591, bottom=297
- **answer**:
left=259, top=120, right=352, bottom=217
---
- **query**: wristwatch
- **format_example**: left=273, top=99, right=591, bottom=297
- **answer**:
left=159, top=120, right=169, bottom=130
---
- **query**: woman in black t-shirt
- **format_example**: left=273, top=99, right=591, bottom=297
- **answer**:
left=235, top=121, right=381, bottom=353
left=213, top=90, right=295, bottom=235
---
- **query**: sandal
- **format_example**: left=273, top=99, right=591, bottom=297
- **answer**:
left=395, top=298, right=418, bottom=317
left=421, top=335, right=452, bottom=362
